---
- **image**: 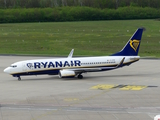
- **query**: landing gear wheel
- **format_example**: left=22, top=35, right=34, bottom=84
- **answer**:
left=77, top=74, right=83, bottom=79
left=18, top=76, right=21, bottom=81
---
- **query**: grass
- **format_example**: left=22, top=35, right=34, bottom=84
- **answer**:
left=0, top=19, right=160, bottom=57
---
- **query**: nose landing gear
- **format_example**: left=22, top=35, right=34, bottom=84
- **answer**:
left=18, top=76, right=21, bottom=81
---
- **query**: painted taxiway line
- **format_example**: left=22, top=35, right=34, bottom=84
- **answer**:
left=90, top=84, right=148, bottom=90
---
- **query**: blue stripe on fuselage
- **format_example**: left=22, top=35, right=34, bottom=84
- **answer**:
left=12, top=69, right=59, bottom=77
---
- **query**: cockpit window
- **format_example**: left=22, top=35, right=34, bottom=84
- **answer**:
left=10, top=65, right=17, bottom=68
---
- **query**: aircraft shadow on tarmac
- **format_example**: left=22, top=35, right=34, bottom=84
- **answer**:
left=83, top=73, right=154, bottom=80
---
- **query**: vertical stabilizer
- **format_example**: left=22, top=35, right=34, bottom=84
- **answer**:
left=112, top=28, right=144, bottom=56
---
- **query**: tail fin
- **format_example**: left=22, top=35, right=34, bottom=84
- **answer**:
left=112, top=28, right=144, bottom=56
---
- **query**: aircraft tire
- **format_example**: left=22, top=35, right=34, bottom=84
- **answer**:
left=18, top=77, right=21, bottom=81
left=78, top=74, right=83, bottom=79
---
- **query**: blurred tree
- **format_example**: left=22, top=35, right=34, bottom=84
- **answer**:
left=0, top=0, right=159, bottom=9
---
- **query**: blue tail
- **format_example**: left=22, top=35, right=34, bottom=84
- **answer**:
left=112, top=28, right=144, bottom=56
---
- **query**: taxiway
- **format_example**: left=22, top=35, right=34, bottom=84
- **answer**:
left=0, top=56, right=160, bottom=120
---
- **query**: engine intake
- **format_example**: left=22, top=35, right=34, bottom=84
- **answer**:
left=59, top=70, right=75, bottom=78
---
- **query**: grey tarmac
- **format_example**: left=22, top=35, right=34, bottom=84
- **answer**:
left=0, top=56, right=160, bottom=120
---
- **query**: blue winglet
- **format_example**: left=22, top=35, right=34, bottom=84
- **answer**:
left=112, top=28, right=144, bottom=56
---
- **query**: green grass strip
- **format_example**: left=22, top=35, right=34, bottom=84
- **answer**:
left=0, top=20, right=160, bottom=57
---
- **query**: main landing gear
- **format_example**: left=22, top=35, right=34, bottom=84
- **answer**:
left=77, top=74, right=83, bottom=79
left=18, top=76, right=21, bottom=81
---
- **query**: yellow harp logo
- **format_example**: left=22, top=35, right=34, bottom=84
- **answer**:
left=130, top=40, right=140, bottom=52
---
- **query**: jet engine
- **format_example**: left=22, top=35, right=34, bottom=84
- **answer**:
left=59, top=70, right=75, bottom=78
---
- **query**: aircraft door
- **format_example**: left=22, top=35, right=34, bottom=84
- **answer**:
left=22, top=62, right=28, bottom=72
left=22, top=62, right=34, bottom=72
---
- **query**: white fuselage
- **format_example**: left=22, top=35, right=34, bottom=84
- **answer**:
left=4, top=56, right=140, bottom=77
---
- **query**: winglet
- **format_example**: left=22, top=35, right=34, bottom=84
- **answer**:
left=117, top=57, right=125, bottom=67
left=68, top=49, right=74, bottom=58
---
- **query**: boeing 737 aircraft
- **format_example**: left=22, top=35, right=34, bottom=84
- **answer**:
left=4, top=28, right=144, bottom=81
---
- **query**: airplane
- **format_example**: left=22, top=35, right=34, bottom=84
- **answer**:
left=4, top=28, right=144, bottom=81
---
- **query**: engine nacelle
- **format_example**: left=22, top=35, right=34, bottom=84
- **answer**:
left=59, top=70, right=75, bottom=78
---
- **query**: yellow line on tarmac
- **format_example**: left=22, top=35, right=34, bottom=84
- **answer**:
left=64, top=98, right=79, bottom=101
left=90, top=84, right=115, bottom=90
left=120, top=85, right=147, bottom=90
left=90, top=84, right=147, bottom=91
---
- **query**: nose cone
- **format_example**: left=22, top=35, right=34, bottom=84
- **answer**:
left=4, top=67, right=10, bottom=74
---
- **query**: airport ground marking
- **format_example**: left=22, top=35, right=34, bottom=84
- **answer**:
left=64, top=98, right=79, bottom=101
left=120, top=85, right=147, bottom=90
left=33, top=84, right=156, bottom=120
left=91, top=84, right=115, bottom=90
left=32, top=87, right=112, bottom=120
left=91, top=84, right=148, bottom=91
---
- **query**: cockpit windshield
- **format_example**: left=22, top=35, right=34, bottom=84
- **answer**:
left=10, top=65, right=17, bottom=68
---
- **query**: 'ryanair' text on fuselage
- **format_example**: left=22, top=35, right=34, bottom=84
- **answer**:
left=27, top=60, right=81, bottom=69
